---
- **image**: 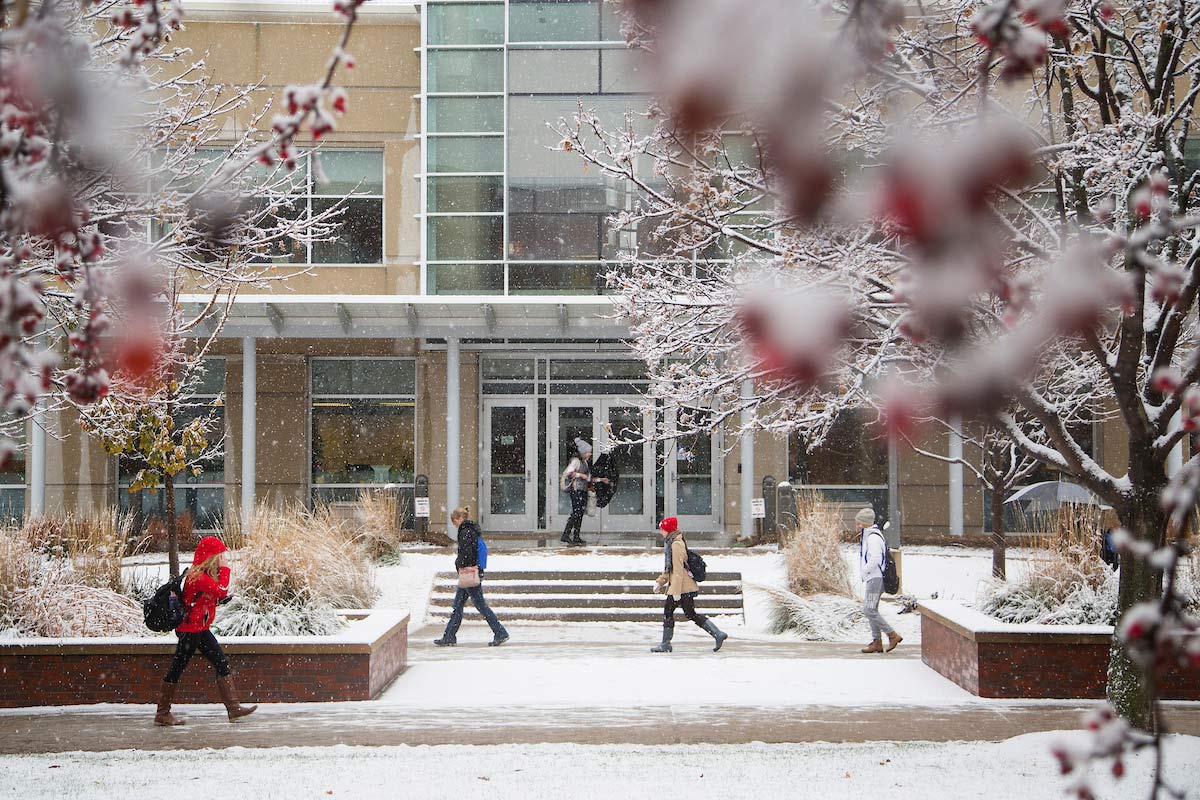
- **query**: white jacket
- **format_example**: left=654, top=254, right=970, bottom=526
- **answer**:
left=859, top=526, right=886, bottom=583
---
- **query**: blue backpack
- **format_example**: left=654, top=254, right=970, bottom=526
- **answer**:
left=477, top=536, right=489, bottom=571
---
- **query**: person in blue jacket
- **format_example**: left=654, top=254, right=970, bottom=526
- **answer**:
left=435, top=506, right=510, bottom=647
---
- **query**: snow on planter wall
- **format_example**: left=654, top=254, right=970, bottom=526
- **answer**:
left=0, top=610, right=408, bottom=708
left=918, top=601, right=1198, bottom=700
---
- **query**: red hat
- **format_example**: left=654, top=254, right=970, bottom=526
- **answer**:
left=192, top=535, right=228, bottom=566
left=659, top=517, right=678, bottom=534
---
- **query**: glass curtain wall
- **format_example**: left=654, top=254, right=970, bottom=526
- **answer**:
left=423, top=0, right=651, bottom=294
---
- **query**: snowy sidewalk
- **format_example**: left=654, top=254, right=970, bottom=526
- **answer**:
left=4, top=629, right=1200, bottom=753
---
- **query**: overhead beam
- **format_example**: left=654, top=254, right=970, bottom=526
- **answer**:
left=335, top=303, right=353, bottom=335
left=264, top=303, right=285, bottom=336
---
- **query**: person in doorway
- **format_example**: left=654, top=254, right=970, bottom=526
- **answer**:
left=857, top=508, right=902, bottom=654
left=155, top=536, right=257, bottom=726
left=651, top=517, right=727, bottom=653
left=560, top=438, right=593, bottom=546
left=435, top=506, right=510, bottom=647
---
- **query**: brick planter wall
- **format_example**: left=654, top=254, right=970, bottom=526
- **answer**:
left=0, top=610, right=408, bottom=708
left=920, top=601, right=1199, bottom=700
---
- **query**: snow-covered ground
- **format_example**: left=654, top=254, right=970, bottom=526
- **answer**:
left=3, top=733, right=1196, bottom=800
left=378, top=653, right=972, bottom=707
left=99, top=543, right=1062, bottom=646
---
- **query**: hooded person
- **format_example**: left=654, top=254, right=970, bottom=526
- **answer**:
left=651, top=517, right=727, bottom=653
left=559, top=437, right=593, bottom=546
left=155, top=536, right=257, bottom=726
left=856, top=507, right=902, bottom=654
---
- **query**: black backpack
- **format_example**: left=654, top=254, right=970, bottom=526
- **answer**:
left=143, top=569, right=189, bottom=632
left=685, top=548, right=708, bottom=582
left=881, top=539, right=900, bottom=595
left=591, top=452, right=620, bottom=508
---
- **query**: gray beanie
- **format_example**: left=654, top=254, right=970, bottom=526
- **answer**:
left=575, top=438, right=593, bottom=456
left=855, top=507, right=876, bottom=526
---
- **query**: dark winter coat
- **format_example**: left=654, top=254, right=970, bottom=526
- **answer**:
left=455, top=520, right=482, bottom=570
left=177, top=567, right=231, bottom=633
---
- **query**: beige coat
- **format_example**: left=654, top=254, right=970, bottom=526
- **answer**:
left=656, top=534, right=699, bottom=598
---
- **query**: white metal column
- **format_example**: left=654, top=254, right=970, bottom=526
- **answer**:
left=29, top=401, right=46, bottom=518
left=948, top=415, right=964, bottom=537
left=739, top=379, right=755, bottom=540
left=241, top=337, right=256, bottom=528
left=446, top=336, right=461, bottom=531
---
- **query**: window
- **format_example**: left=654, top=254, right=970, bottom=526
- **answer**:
left=0, top=420, right=26, bottom=525
left=788, top=409, right=889, bottom=523
left=254, top=149, right=384, bottom=265
left=422, top=0, right=652, bottom=294
left=311, top=359, right=416, bottom=525
left=984, top=417, right=1096, bottom=533
left=118, top=359, right=226, bottom=532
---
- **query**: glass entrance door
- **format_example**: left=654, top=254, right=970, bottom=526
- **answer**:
left=549, top=401, right=600, bottom=535
left=482, top=399, right=537, bottom=531
left=598, top=400, right=654, bottom=531
left=548, top=398, right=654, bottom=534
left=665, top=409, right=722, bottom=531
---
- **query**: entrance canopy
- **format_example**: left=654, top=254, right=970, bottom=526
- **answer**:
left=179, top=294, right=630, bottom=340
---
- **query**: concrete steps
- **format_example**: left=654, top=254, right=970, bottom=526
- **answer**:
left=428, top=570, right=745, bottom=624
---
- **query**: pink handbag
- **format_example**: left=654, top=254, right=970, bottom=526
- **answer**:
left=457, top=566, right=480, bottom=588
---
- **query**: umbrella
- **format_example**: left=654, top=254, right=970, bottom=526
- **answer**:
left=1004, top=480, right=1111, bottom=510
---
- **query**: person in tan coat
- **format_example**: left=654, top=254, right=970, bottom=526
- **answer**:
left=651, top=517, right=728, bottom=653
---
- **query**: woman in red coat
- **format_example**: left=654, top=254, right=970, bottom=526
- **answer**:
left=155, top=536, right=257, bottom=726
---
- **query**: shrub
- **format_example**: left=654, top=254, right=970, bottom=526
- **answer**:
left=978, top=541, right=1117, bottom=625
left=354, top=488, right=452, bottom=556
left=212, top=598, right=345, bottom=637
left=0, top=527, right=39, bottom=634
left=221, top=504, right=377, bottom=635
left=749, top=582, right=865, bottom=639
left=780, top=490, right=853, bottom=598
left=8, top=566, right=144, bottom=638
left=22, top=510, right=141, bottom=593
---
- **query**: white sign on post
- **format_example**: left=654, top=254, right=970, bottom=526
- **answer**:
left=751, top=498, right=766, bottom=519
left=414, top=497, right=431, bottom=518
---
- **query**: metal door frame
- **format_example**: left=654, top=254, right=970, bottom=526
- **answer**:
left=480, top=397, right=538, bottom=531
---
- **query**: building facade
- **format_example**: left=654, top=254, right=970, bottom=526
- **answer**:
left=15, top=0, right=1131, bottom=543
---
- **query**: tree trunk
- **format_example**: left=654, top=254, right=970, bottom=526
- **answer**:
left=990, top=485, right=1006, bottom=580
left=1108, top=479, right=1167, bottom=731
left=165, top=472, right=179, bottom=579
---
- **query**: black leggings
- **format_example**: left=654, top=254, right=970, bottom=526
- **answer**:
left=164, top=630, right=231, bottom=684
left=663, top=592, right=709, bottom=631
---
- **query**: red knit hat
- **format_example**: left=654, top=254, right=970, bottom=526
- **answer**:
left=192, top=535, right=228, bottom=566
left=659, top=517, right=679, bottom=534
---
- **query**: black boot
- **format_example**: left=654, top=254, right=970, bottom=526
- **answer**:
left=434, top=636, right=456, bottom=647
left=650, top=626, right=674, bottom=653
left=571, top=534, right=587, bottom=546
left=489, top=632, right=510, bottom=647
left=703, top=619, right=728, bottom=652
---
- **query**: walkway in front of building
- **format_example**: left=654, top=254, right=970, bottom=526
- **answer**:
left=3, top=627, right=1198, bottom=754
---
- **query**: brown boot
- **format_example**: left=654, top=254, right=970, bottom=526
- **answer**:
left=886, top=632, right=904, bottom=652
left=154, top=681, right=185, bottom=726
left=215, top=675, right=258, bottom=721
left=860, top=640, right=884, bottom=654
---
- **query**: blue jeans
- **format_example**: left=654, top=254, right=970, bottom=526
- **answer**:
left=563, top=489, right=588, bottom=540
left=441, top=584, right=508, bottom=642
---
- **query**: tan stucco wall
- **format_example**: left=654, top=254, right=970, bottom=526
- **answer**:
left=170, top=19, right=422, bottom=294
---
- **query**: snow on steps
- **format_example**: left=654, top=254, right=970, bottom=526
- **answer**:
left=428, top=570, right=744, bottom=623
